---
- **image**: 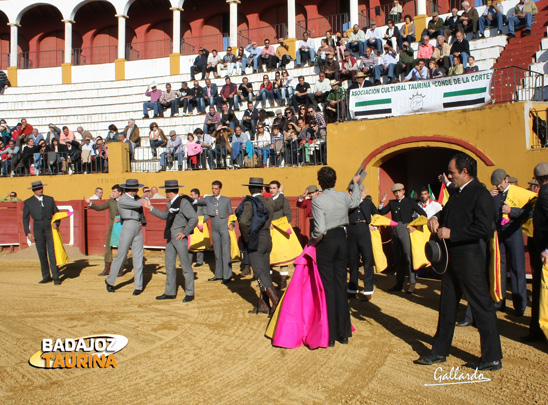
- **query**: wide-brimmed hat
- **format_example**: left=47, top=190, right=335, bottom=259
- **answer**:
left=159, top=179, right=185, bottom=189
left=356, top=71, right=367, bottom=78
left=242, top=177, right=269, bottom=187
left=150, top=81, right=157, bottom=88
left=330, top=79, right=339, bottom=86
left=432, top=11, right=439, bottom=17
left=425, top=236, right=449, bottom=275
left=120, top=179, right=144, bottom=189
left=28, top=180, right=47, bottom=190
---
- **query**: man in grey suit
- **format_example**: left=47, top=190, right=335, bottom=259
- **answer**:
left=143, top=180, right=198, bottom=302
left=22, top=180, right=61, bottom=285
left=105, top=179, right=146, bottom=295
left=195, top=180, right=234, bottom=283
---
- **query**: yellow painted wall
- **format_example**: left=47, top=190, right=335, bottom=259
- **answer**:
left=3, top=102, right=548, bottom=201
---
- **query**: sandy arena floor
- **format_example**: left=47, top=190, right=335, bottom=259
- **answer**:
left=0, top=249, right=547, bottom=404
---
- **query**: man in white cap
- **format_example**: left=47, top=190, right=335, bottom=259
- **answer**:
left=143, top=82, right=162, bottom=119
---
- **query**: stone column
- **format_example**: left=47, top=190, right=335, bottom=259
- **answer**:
left=417, top=0, right=427, bottom=16
left=287, top=0, right=296, bottom=38
left=349, top=0, right=359, bottom=27
left=171, top=7, right=182, bottom=54
left=227, top=0, right=240, bottom=48
left=115, top=14, right=128, bottom=80
left=61, top=20, right=75, bottom=84
left=7, top=22, right=19, bottom=86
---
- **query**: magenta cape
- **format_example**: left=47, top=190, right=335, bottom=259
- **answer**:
left=268, top=245, right=329, bottom=349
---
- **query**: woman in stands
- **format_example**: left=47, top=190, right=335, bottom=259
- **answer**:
left=186, top=133, right=202, bottom=170
left=448, top=55, right=464, bottom=76
left=384, top=19, right=401, bottom=50
left=94, top=136, right=109, bottom=172
left=281, top=70, right=296, bottom=105
left=399, top=15, right=416, bottom=49
left=106, top=124, right=119, bottom=143
left=235, top=47, right=249, bottom=75
left=0, top=119, right=11, bottom=145
left=256, top=75, right=275, bottom=108
left=148, top=122, right=167, bottom=159
left=335, top=31, right=349, bottom=61
left=316, top=39, right=335, bottom=72
left=273, top=71, right=285, bottom=106
left=297, top=104, right=307, bottom=122
left=46, top=137, right=68, bottom=174
left=206, top=49, right=221, bottom=79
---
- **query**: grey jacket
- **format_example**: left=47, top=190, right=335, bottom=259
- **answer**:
left=118, top=193, right=144, bottom=221
left=196, top=195, right=233, bottom=220
left=151, top=195, right=198, bottom=239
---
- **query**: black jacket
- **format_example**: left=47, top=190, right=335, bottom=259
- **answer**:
left=23, top=195, right=59, bottom=234
left=349, top=198, right=378, bottom=224
left=450, top=39, right=470, bottom=55
left=379, top=196, right=426, bottom=223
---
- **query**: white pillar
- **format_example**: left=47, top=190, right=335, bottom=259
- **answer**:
left=63, top=20, right=74, bottom=64
left=417, top=0, right=427, bottom=15
left=8, top=23, right=19, bottom=67
left=171, top=7, right=182, bottom=54
left=227, top=0, right=239, bottom=47
left=349, top=0, right=359, bottom=27
left=116, top=14, right=128, bottom=59
left=288, top=0, right=296, bottom=38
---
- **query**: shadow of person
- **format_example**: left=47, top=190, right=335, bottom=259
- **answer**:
left=58, top=259, right=88, bottom=282
left=225, top=271, right=264, bottom=307
left=142, top=262, right=159, bottom=289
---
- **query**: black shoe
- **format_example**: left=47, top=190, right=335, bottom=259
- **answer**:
left=388, top=284, right=403, bottom=292
left=414, top=353, right=447, bottom=365
left=347, top=292, right=356, bottom=299
left=360, top=294, right=372, bottom=302
left=328, top=340, right=335, bottom=348
left=520, top=333, right=546, bottom=343
left=522, top=29, right=531, bottom=37
left=53, top=279, right=61, bottom=285
left=515, top=309, right=525, bottom=317
left=183, top=295, right=194, bottom=303
left=142, top=115, right=149, bottom=119
left=465, top=359, right=502, bottom=371
left=39, top=277, right=53, bottom=284
left=156, top=294, right=176, bottom=300
left=508, top=33, right=516, bottom=38
left=338, top=337, right=349, bottom=344
left=221, top=278, right=232, bottom=285
left=133, top=289, right=143, bottom=296
left=208, top=277, right=222, bottom=281
left=194, top=263, right=203, bottom=267
left=105, top=280, right=115, bottom=293
left=406, top=283, right=416, bottom=294
left=457, top=321, right=473, bottom=327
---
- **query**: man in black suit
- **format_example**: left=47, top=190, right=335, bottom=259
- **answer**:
left=22, top=180, right=61, bottom=285
left=379, top=183, right=426, bottom=293
left=417, top=153, right=502, bottom=371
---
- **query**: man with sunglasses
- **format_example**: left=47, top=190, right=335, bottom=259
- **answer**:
left=324, top=55, right=340, bottom=81
left=307, top=107, right=326, bottom=129
left=259, top=39, right=277, bottom=72
left=0, top=191, right=21, bottom=202
left=221, top=47, right=236, bottom=76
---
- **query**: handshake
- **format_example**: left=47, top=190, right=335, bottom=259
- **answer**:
left=141, top=198, right=152, bottom=210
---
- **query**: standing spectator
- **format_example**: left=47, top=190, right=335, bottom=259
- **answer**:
left=433, top=35, right=452, bottom=72
left=217, top=76, right=240, bottom=111
left=259, top=39, right=277, bottom=72
left=186, top=133, right=202, bottom=170
left=46, top=123, right=61, bottom=145
left=238, top=76, right=254, bottom=105
left=0, top=139, right=16, bottom=176
left=212, top=126, right=232, bottom=168
left=76, top=126, right=93, bottom=142
left=276, top=38, right=292, bottom=69
left=150, top=187, right=166, bottom=199
left=364, top=22, right=382, bottom=56
left=417, top=186, right=442, bottom=218
left=59, top=126, right=76, bottom=145
left=235, top=46, right=249, bottom=75
left=325, top=81, right=346, bottom=123
left=450, top=31, right=470, bottom=68
left=241, top=101, right=259, bottom=137
left=0, top=120, right=11, bottom=145
left=292, top=75, right=315, bottom=111
left=508, top=0, right=538, bottom=38
left=256, top=75, right=275, bottom=108
left=465, top=56, right=478, bottom=73
left=143, top=82, right=162, bottom=119
left=296, top=32, right=316, bottom=67
left=315, top=39, right=335, bottom=71
left=423, top=12, right=445, bottom=39
left=254, top=124, right=272, bottom=167
left=0, top=70, right=10, bottom=94
left=444, top=8, right=461, bottom=41
left=244, top=42, right=262, bottom=73
left=221, top=46, right=236, bottom=76
left=458, top=1, right=479, bottom=39
left=94, top=136, right=108, bottom=172
left=374, top=45, right=398, bottom=85
left=479, top=1, right=504, bottom=38
left=81, top=137, right=96, bottom=174
left=203, top=78, right=218, bottom=108
left=400, top=15, right=416, bottom=48
left=194, top=128, right=214, bottom=170
left=231, top=125, right=249, bottom=167
left=46, top=138, right=68, bottom=174
left=313, top=72, right=332, bottom=107
left=190, top=48, right=209, bottom=80
left=384, top=19, right=401, bottom=50
left=206, top=49, right=221, bottom=79
left=389, top=0, right=403, bottom=23
left=417, top=35, right=435, bottom=60
left=188, top=80, right=206, bottom=115
left=395, top=41, right=415, bottom=78
left=28, top=127, right=44, bottom=145
left=203, top=106, right=221, bottom=134
left=148, top=122, right=167, bottom=159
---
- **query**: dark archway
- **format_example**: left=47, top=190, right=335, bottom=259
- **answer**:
left=0, top=11, right=9, bottom=69
left=127, top=0, right=172, bottom=60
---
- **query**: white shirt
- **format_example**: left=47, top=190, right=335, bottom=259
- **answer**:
left=418, top=199, right=443, bottom=219
left=90, top=194, right=101, bottom=200
left=35, top=195, right=44, bottom=207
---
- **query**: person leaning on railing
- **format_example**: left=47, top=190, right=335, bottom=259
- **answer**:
left=194, top=128, right=214, bottom=170
left=94, top=136, right=108, bottom=173
left=389, top=0, right=403, bottom=23
left=46, top=138, right=68, bottom=174
left=106, top=124, right=120, bottom=143
left=325, top=80, right=346, bottom=123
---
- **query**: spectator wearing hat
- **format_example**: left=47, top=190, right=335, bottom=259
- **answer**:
left=23, top=181, right=61, bottom=285
left=276, top=38, right=292, bottom=69
left=458, top=1, right=479, bottom=39
left=143, top=82, right=162, bottom=119
left=373, top=45, right=398, bottom=85
left=444, top=8, right=461, bottom=42
left=158, top=130, right=183, bottom=172
left=423, top=12, right=445, bottom=39
left=528, top=178, right=540, bottom=193
left=296, top=32, right=316, bottom=67
left=379, top=182, right=427, bottom=293
left=508, top=0, right=538, bottom=39
left=298, top=185, right=320, bottom=235
left=348, top=71, right=374, bottom=91
left=395, top=41, right=415, bottom=78
left=340, top=51, right=358, bottom=83
left=244, top=41, right=262, bottom=73
left=190, top=48, right=209, bottom=80
left=325, top=80, right=346, bottom=123
left=143, top=180, right=198, bottom=302
left=364, top=22, right=382, bottom=56
left=478, top=1, right=504, bottom=38
left=105, top=179, right=147, bottom=295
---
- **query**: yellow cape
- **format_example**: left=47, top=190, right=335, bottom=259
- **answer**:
left=505, top=185, right=537, bottom=237
left=229, top=214, right=240, bottom=262
left=188, top=216, right=212, bottom=251
left=371, top=214, right=397, bottom=227
left=540, top=262, right=548, bottom=339
left=489, top=231, right=503, bottom=303
left=270, top=217, right=303, bottom=265
left=51, top=212, right=70, bottom=266
left=407, top=216, right=431, bottom=270
left=370, top=228, right=387, bottom=273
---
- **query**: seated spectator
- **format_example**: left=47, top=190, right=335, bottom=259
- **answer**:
left=94, top=136, right=108, bottom=172
left=158, top=130, right=184, bottom=172
left=309, top=119, right=327, bottom=165
left=281, top=107, right=298, bottom=139
left=0, top=70, right=10, bottom=95
left=364, top=22, right=382, bottom=56
left=221, top=46, right=237, bottom=76
left=423, top=12, right=445, bottom=39
left=323, top=54, right=340, bottom=81
left=203, top=78, right=218, bottom=108
left=273, top=109, right=284, bottom=128
left=190, top=48, right=209, bottom=80
left=479, top=1, right=504, bottom=38
left=18, top=118, right=34, bottom=138
left=508, top=0, right=538, bottom=38
left=458, top=2, right=479, bottom=39
left=203, top=106, right=221, bottom=134
left=281, top=69, right=297, bottom=103
left=358, top=47, right=378, bottom=78
left=272, top=71, right=285, bottom=106
left=465, top=56, right=479, bottom=73
left=220, top=102, right=239, bottom=131
left=348, top=71, right=374, bottom=90
left=206, top=49, right=221, bottom=79
left=194, top=128, right=214, bottom=170
left=417, top=35, right=435, bottom=60
left=254, top=123, right=272, bottom=167
left=238, top=76, right=254, bottom=105
left=148, top=122, right=167, bottom=159
left=241, top=101, right=259, bottom=137
left=403, top=59, right=430, bottom=82
left=276, top=38, right=292, bottom=69
left=374, top=45, right=398, bottom=85
left=0, top=139, right=15, bottom=176
left=230, top=125, right=249, bottom=167
left=217, top=76, right=240, bottom=111
left=256, top=75, right=275, bottom=108
left=292, top=75, right=316, bottom=111
left=143, top=82, right=162, bottom=119
left=325, top=80, right=346, bottom=123
left=76, top=126, right=93, bottom=142
left=384, top=19, right=401, bottom=50
left=335, top=31, right=349, bottom=61
left=46, top=138, right=68, bottom=174
left=432, top=35, right=451, bottom=71
left=157, top=83, right=177, bottom=117
left=429, top=59, right=445, bottom=78
left=81, top=137, right=96, bottom=174
left=235, top=46, right=249, bottom=75
left=448, top=55, right=464, bottom=76
left=399, top=15, right=416, bottom=48
left=244, top=42, right=262, bottom=73
left=46, top=123, right=61, bottom=145
left=28, top=127, right=44, bottom=145
left=340, top=51, right=358, bottom=83
left=296, top=104, right=307, bottom=122
left=307, top=106, right=326, bottom=130
left=316, top=39, right=335, bottom=71
left=0, top=120, right=11, bottom=145
left=444, top=8, right=461, bottom=41
left=188, top=80, right=206, bottom=115
left=389, top=0, right=403, bottom=23
left=123, top=118, right=140, bottom=157
left=294, top=118, right=314, bottom=166
left=296, top=32, right=316, bottom=67
left=59, top=126, right=76, bottom=145
left=450, top=31, right=470, bottom=68
left=259, top=39, right=277, bottom=72
left=324, top=30, right=336, bottom=49
left=186, top=133, right=202, bottom=170
left=313, top=72, right=332, bottom=106
left=395, top=41, right=415, bottom=78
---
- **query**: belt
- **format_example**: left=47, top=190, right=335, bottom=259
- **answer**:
left=349, top=220, right=368, bottom=225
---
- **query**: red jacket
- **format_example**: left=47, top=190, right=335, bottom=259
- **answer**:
left=297, top=198, right=313, bottom=218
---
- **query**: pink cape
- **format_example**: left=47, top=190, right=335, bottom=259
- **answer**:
left=186, top=141, right=203, bottom=157
left=271, top=245, right=329, bottom=349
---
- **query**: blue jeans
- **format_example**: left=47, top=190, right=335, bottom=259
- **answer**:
left=256, top=89, right=274, bottom=108
left=508, top=13, right=534, bottom=33
left=143, top=101, right=159, bottom=117
left=160, top=150, right=184, bottom=168
left=296, top=49, right=316, bottom=66
left=258, top=146, right=273, bottom=165
left=237, top=57, right=249, bottom=73
left=2, top=159, right=11, bottom=175
left=149, top=139, right=164, bottom=157
left=374, top=64, right=396, bottom=82
left=252, top=55, right=260, bottom=72
left=348, top=41, right=366, bottom=57
left=189, top=97, right=205, bottom=113
left=479, top=14, right=503, bottom=34
left=366, top=39, right=383, bottom=54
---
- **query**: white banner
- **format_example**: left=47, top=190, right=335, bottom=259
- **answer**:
left=349, top=70, right=493, bottom=119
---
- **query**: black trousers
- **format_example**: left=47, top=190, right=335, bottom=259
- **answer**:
left=497, top=229, right=528, bottom=313
left=392, top=223, right=415, bottom=285
left=347, top=223, right=374, bottom=294
left=34, top=221, right=59, bottom=280
left=190, top=65, right=206, bottom=80
left=432, top=242, right=502, bottom=362
left=530, top=236, right=546, bottom=337
left=249, top=229, right=273, bottom=290
left=316, top=227, right=352, bottom=341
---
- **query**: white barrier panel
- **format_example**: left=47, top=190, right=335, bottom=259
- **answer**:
left=349, top=70, right=494, bottom=120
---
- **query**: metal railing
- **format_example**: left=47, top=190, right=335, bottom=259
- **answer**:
left=18, top=50, right=64, bottom=69
left=72, top=45, right=117, bottom=66
left=238, top=24, right=288, bottom=46
left=181, top=39, right=196, bottom=56
left=296, top=22, right=311, bottom=39
left=181, top=34, right=227, bottom=55
left=491, top=66, right=545, bottom=104
left=126, top=39, right=172, bottom=61
left=359, top=0, right=416, bottom=27
left=297, top=13, right=349, bottom=38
